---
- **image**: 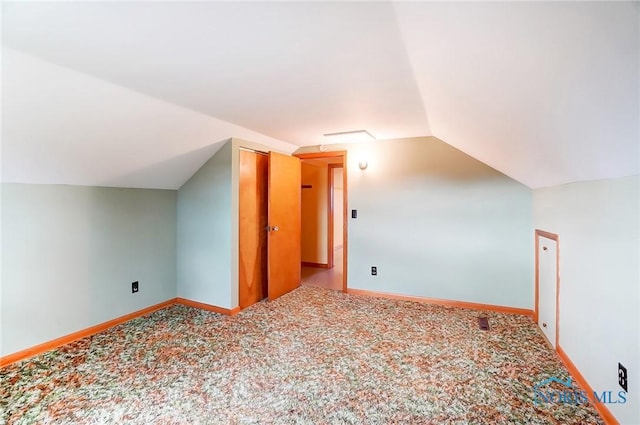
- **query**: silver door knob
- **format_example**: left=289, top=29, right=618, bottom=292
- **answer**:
left=272, top=226, right=280, bottom=232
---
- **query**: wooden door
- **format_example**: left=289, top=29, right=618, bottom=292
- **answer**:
left=268, top=152, right=301, bottom=300
left=239, top=150, right=268, bottom=309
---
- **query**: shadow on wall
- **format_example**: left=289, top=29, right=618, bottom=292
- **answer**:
left=359, top=137, right=511, bottom=184
left=101, top=140, right=229, bottom=189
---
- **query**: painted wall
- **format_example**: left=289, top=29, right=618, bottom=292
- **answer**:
left=333, top=168, right=344, bottom=250
left=533, top=175, right=639, bottom=424
left=176, top=141, right=232, bottom=309
left=177, top=137, right=292, bottom=310
left=295, top=137, right=533, bottom=308
left=1, top=184, right=177, bottom=357
left=301, top=162, right=328, bottom=264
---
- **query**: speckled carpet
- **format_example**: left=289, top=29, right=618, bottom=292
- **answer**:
left=2, top=287, right=603, bottom=424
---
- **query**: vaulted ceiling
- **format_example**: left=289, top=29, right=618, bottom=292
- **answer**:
left=2, top=1, right=638, bottom=189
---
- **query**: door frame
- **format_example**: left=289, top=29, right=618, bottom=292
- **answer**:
left=534, top=229, right=560, bottom=348
left=327, top=163, right=343, bottom=269
left=295, top=151, right=348, bottom=293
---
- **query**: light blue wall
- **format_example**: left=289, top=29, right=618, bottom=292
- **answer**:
left=297, top=137, right=534, bottom=308
left=1, top=183, right=177, bottom=356
left=177, top=140, right=233, bottom=308
left=533, top=175, right=639, bottom=425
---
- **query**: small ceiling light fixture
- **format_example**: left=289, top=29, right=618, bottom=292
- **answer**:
left=323, top=130, right=375, bottom=144
left=358, top=160, right=368, bottom=170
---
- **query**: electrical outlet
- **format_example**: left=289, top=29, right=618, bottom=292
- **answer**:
left=619, top=363, right=627, bottom=392
left=371, top=266, right=377, bottom=276
left=132, top=281, right=139, bottom=294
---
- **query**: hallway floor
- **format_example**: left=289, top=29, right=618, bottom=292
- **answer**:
left=301, top=246, right=343, bottom=291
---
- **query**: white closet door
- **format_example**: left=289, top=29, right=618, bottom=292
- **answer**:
left=538, top=236, right=558, bottom=347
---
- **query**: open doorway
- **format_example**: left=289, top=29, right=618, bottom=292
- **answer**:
left=295, top=152, right=347, bottom=292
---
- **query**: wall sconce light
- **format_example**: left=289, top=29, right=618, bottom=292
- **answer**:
left=358, top=160, right=368, bottom=170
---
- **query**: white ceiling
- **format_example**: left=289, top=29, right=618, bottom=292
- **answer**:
left=2, top=1, right=638, bottom=189
left=2, top=48, right=296, bottom=189
left=394, top=1, right=639, bottom=189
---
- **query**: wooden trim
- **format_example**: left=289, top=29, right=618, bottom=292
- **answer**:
left=327, top=163, right=343, bottom=270
left=557, top=346, right=619, bottom=425
left=301, top=261, right=330, bottom=268
left=535, top=229, right=558, bottom=240
left=534, top=233, right=539, bottom=323
left=0, top=299, right=176, bottom=368
left=1, top=296, right=242, bottom=368
left=342, top=151, right=348, bottom=293
left=534, top=229, right=560, bottom=347
left=294, top=151, right=347, bottom=160
left=327, top=163, right=334, bottom=269
left=556, top=237, right=560, bottom=349
left=327, top=165, right=334, bottom=269
left=347, top=288, right=533, bottom=316
left=175, top=298, right=240, bottom=316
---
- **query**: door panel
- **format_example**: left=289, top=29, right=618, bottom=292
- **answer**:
left=239, top=150, right=268, bottom=309
left=538, top=236, right=558, bottom=347
left=268, top=152, right=301, bottom=301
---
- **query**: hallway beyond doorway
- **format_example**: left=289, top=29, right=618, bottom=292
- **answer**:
left=301, top=247, right=343, bottom=291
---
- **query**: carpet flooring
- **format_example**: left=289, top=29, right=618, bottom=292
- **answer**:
left=2, top=287, right=603, bottom=424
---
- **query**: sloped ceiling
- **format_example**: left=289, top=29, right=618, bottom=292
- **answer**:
left=2, top=1, right=638, bottom=189
left=2, top=48, right=297, bottom=189
left=394, top=1, right=639, bottom=189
